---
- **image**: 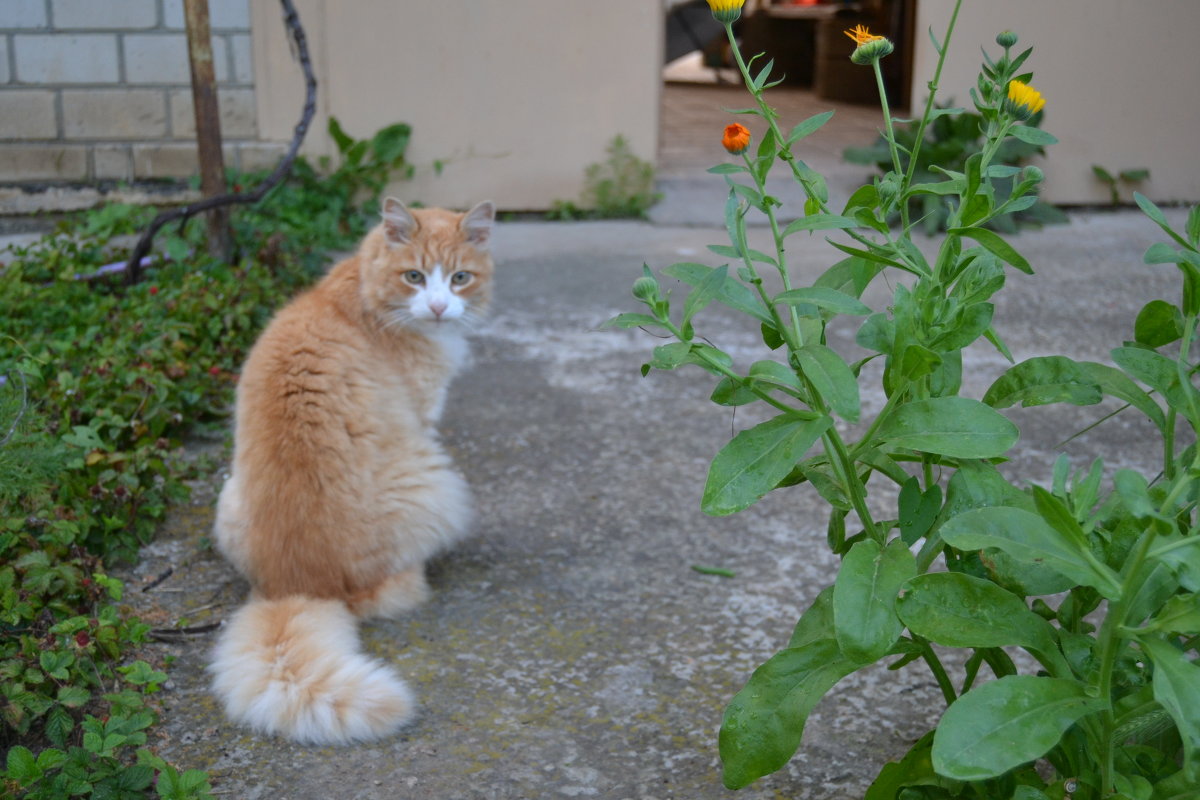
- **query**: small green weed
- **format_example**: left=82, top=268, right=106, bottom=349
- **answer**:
left=550, top=135, right=661, bottom=220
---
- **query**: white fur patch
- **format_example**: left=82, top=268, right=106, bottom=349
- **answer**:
left=209, top=597, right=415, bottom=745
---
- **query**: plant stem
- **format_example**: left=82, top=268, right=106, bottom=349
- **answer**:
left=915, top=635, right=957, bottom=705
left=902, top=0, right=965, bottom=213
left=1092, top=523, right=1158, bottom=795
left=871, top=58, right=907, bottom=231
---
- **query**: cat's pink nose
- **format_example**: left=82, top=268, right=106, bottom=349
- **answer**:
left=429, top=299, right=448, bottom=318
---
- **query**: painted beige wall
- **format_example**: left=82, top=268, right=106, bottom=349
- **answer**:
left=913, top=0, right=1200, bottom=204
left=252, top=0, right=662, bottom=211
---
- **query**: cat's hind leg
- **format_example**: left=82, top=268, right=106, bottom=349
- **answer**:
left=348, top=566, right=430, bottom=619
left=213, top=472, right=254, bottom=578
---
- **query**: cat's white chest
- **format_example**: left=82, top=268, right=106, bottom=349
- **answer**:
left=426, top=326, right=471, bottom=375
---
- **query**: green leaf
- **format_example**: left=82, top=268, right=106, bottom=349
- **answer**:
left=1134, top=299, right=1184, bottom=347
left=720, top=639, right=857, bottom=789
left=983, top=356, right=1103, bottom=409
left=877, top=397, right=1018, bottom=458
left=833, top=539, right=916, bottom=663
left=56, top=684, right=91, bottom=708
left=1142, top=593, right=1200, bottom=635
left=5, top=745, right=40, bottom=784
left=1113, top=345, right=1200, bottom=423
left=897, top=572, right=1066, bottom=673
left=702, top=415, right=832, bottom=516
left=327, top=116, right=354, bottom=153
left=782, top=214, right=860, bottom=237
left=748, top=360, right=802, bottom=392
left=707, top=163, right=748, bottom=175
left=949, top=227, right=1033, bottom=274
left=662, top=262, right=773, bottom=324
left=864, top=732, right=963, bottom=800
left=932, top=675, right=1104, bottom=780
left=1009, top=125, right=1058, bottom=146
left=787, top=111, right=834, bottom=143
left=710, top=377, right=758, bottom=407
left=898, top=478, right=941, bottom=545
left=44, top=704, right=74, bottom=747
left=369, top=122, right=411, bottom=164
left=788, top=586, right=835, bottom=649
left=682, top=264, right=729, bottom=328
left=774, top=287, right=872, bottom=316
left=939, top=506, right=1123, bottom=599
left=1139, top=636, right=1200, bottom=781
left=1074, top=360, right=1167, bottom=432
left=795, top=344, right=860, bottom=423
left=602, top=312, right=665, bottom=331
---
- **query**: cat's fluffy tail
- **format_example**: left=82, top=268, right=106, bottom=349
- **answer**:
left=209, top=595, right=414, bottom=745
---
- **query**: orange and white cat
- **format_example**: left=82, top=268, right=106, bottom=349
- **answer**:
left=209, top=198, right=495, bottom=744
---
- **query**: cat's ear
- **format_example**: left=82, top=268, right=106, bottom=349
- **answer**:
left=382, top=197, right=418, bottom=245
left=460, top=201, right=496, bottom=248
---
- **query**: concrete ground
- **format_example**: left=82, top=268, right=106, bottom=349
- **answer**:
left=117, top=204, right=1187, bottom=800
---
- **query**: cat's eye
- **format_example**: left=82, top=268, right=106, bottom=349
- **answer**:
left=403, top=270, right=424, bottom=285
left=451, top=271, right=472, bottom=286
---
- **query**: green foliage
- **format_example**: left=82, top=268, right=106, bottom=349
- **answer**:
left=1092, top=164, right=1151, bottom=206
left=613, top=11, right=1199, bottom=799
left=550, top=135, right=661, bottom=220
left=844, top=107, right=1066, bottom=234
left=0, top=121, right=412, bottom=797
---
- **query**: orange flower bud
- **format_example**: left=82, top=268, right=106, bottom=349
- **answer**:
left=722, top=123, right=751, bottom=155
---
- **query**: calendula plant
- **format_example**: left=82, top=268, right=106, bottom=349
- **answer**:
left=608, top=1, right=1200, bottom=797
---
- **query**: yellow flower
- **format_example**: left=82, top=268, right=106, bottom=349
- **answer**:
left=1006, top=80, right=1046, bottom=120
left=845, top=25, right=894, bottom=65
left=706, top=0, right=745, bottom=25
left=722, top=123, right=751, bottom=155
left=844, top=24, right=885, bottom=46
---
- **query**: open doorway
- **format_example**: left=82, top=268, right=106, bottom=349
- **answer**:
left=658, top=0, right=914, bottom=195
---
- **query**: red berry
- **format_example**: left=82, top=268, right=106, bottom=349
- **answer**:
left=149, top=286, right=159, bottom=295
left=209, top=366, right=221, bottom=377
left=75, top=631, right=91, bottom=647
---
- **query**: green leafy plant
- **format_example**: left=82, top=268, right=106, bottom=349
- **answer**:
left=844, top=105, right=1066, bottom=234
left=610, top=3, right=1198, bottom=797
left=550, top=134, right=661, bottom=220
left=1, top=121, right=414, bottom=797
left=1093, top=165, right=1151, bottom=206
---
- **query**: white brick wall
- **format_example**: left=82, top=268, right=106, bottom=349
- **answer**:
left=13, top=34, right=120, bottom=83
left=0, top=0, right=283, bottom=187
left=52, top=0, right=159, bottom=30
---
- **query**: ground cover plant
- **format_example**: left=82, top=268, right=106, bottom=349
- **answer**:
left=611, top=1, right=1199, bottom=797
left=0, top=120, right=410, bottom=798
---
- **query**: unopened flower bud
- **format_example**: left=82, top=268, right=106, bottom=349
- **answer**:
left=996, top=31, right=1019, bottom=48
left=1021, top=165, right=1044, bottom=184
left=632, top=276, right=659, bottom=302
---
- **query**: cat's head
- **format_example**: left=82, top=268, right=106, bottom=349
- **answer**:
left=360, top=197, right=496, bottom=331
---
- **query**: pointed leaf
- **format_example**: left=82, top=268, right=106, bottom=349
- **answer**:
left=932, top=676, right=1104, bottom=780
left=950, top=227, right=1033, bottom=274
left=877, top=397, right=1018, bottom=458
left=795, top=344, right=861, bottom=422
left=983, top=356, right=1103, bottom=409
left=702, top=415, right=832, bottom=516
left=788, top=111, right=834, bottom=143
left=775, top=287, right=872, bottom=316
left=939, top=506, right=1123, bottom=598
left=833, top=540, right=917, bottom=662
left=782, top=214, right=860, bottom=236
left=720, top=639, right=858, bottom=789
left=897, top=572, right=1067, bottom=675
left=1139, top=636, right=1200, bottom=782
